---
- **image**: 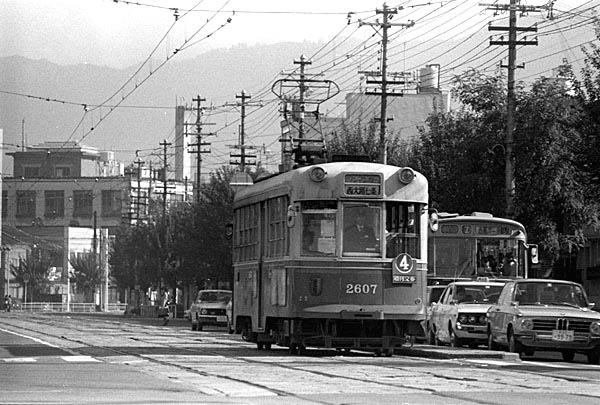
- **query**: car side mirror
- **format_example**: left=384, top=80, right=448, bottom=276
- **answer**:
left=510, top=301, right=518, bottom=306
left=588, top=302, right=596, bottom=310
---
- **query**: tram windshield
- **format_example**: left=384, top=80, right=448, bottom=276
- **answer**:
left=343, top=204, right=381, bottom=256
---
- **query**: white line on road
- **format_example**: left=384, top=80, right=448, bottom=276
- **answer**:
left=0, top=327, right=59, bottom=347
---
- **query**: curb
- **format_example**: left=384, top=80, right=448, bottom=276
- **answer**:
left=396, top=345, right=522, bottom=360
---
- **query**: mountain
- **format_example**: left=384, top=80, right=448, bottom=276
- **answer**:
left=0, top=29, right=591, bottom=176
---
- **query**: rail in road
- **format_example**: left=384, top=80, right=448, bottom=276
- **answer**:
left=2, top=312, right=600, bottom=404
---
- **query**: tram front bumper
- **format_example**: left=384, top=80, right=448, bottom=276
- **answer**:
left=302, top=304, right=425, bottom=320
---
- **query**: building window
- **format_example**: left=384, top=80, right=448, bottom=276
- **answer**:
left=23, top=166, right=40, bottom=178
left=55, top=166, right=71, bottom=178
left=16, top=191, right=36, bottom=218
left=101, top=190, right=122, bottom=217
left=73, top=190, right=93, bottom=218
left=44, top=190, right=64, bottom=218
left=2, top=191, right=7, bottom=218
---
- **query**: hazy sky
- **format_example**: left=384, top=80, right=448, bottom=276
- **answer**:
left=1, top=0, right=596, bottom=175
left=2, top=0, right=589, bottom=68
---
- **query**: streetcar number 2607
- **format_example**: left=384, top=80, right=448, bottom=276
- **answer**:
left=345, top=284, right=378, bottom=294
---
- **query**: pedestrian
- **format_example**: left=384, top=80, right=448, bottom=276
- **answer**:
left=4, top=295, right=12, bottom=312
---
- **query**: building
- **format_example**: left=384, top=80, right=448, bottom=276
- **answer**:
left=1, top=141, right=193, bottom=306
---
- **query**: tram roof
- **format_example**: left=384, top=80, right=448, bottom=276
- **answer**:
left=234, top=162, right=428, bottom=207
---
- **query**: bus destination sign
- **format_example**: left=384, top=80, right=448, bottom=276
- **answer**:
left=344, top=174, right=382, bottom=197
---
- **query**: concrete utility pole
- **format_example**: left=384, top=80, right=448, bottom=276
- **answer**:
left=484, top=0, right=550, bottom=218
left=188, top=95, right=214, bottom=203
left=359, top=3, right=414, bottom=164
left=228, top=90, right=260, bottom=171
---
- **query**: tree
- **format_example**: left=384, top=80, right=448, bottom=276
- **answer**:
left=10, top=245, right=62, bottom=302
left=69, top=251, right=102, bottom=301
left=413, top=66, right=599, bottom=266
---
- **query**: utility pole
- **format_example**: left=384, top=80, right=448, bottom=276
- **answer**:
left=188, top=95, right=215, bottom=203
left=484, top=0, right=549, bottom=218
left=295, top=55, right=311, bottom=143
left=159, top=139, right=171, bottom=218
left=359, top=3, right=414, bottom=164
left=272, top=55, right=339, bottom=169
left=133, top=152, right=145, bottom=224
left=228, top=90, right=260, bottom=171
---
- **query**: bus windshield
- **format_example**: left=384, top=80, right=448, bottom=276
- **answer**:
left=429, top=236, right=523, bottom=279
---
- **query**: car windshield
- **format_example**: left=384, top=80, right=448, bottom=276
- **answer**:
left=455, top=284, right=503, bottom=304
left=198, top=291, right=231, bottom=303
left=514, top=282, right=588, bottom=308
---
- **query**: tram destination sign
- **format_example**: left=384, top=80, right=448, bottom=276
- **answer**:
left=343, top=173, right=382, bottom=197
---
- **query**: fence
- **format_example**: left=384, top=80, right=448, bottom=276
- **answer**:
left=15, top=302, right=128, bottom=313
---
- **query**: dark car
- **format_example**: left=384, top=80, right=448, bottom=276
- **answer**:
left=487, top=279, right=600, bottom=363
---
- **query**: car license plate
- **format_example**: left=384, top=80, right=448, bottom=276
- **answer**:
left=552, top=330, right=574, bottom=342
left=217, top=316, right=227, bottom=322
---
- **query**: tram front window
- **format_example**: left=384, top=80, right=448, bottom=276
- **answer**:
left=343, top=204, right=381, bottom=256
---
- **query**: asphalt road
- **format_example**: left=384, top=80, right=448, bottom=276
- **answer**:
left=1, top=312, right=599, bottom=405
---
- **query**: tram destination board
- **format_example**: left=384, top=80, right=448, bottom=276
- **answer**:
left=343, top=173, right=382, bottom=197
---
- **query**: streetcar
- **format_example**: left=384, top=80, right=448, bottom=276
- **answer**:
left=231, top=161, right=433, bottom=355
left=427, top=212, right=538, bottom=285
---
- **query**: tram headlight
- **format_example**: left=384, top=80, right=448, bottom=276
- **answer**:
left=398, top=167, right=415, bottom=184
left=309, top=166, right=327, bottom=182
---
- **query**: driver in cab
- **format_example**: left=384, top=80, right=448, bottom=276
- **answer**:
left=344, top=208, right=378, bottom=252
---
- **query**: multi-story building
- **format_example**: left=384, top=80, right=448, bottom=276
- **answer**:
left=1, top=141, right=193, bottom=306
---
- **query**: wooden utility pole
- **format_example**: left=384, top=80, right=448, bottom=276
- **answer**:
left=159, top=139, right=171, bottom=218
left=228, top=90, right=260, bottom=170
left=359, top=3, right=414, bottom=164
left=485, top=0, right=549, bottom=217
left=188, top=95, right=214, bottom=203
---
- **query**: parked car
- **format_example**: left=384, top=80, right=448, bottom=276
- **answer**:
left=487, top=279, right=600, bottom=363
left=429, top=280, right=505, bottom=348
left=190, top=289, right=232, bottom=331
left=423, top=285, right=446, bottom=343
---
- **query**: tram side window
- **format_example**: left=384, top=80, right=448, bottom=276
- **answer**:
left=266, top=196, right=289, bottom=258
left=385, top=202, right=421, bottom=258
left=302, top=201, right=336, bottom=256
left=342, top=204, right=381, bottom=256
left=234, top=204, right=259, bottom=262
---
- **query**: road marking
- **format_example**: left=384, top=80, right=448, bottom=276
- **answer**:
left=0, top=327, right=59, bottom=347
left=61, top=355, right=100, bottom=362
left=2, top=357, right=36, bottom=363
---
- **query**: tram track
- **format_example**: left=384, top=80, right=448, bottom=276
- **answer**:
left=3, top=313, right=598, bottom=402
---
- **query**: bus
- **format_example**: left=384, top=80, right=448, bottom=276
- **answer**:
left=232, top=162, right=432, bottom=355
left=427, top=212, right=538, bottom=285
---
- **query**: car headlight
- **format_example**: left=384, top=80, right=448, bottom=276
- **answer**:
left=518, top=318, right=534, bottom=331
left=201, top=308, right=208, bottom=315
left=590, top=321, right=600, bottom=336
left=468, top=315, right=477, bottom=324
left=479, top=315, right=487, bottom=324
left=458, top=314, right=468, bottom=324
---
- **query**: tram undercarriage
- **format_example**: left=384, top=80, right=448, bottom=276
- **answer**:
left=238, top=316, right=422, bottom=355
